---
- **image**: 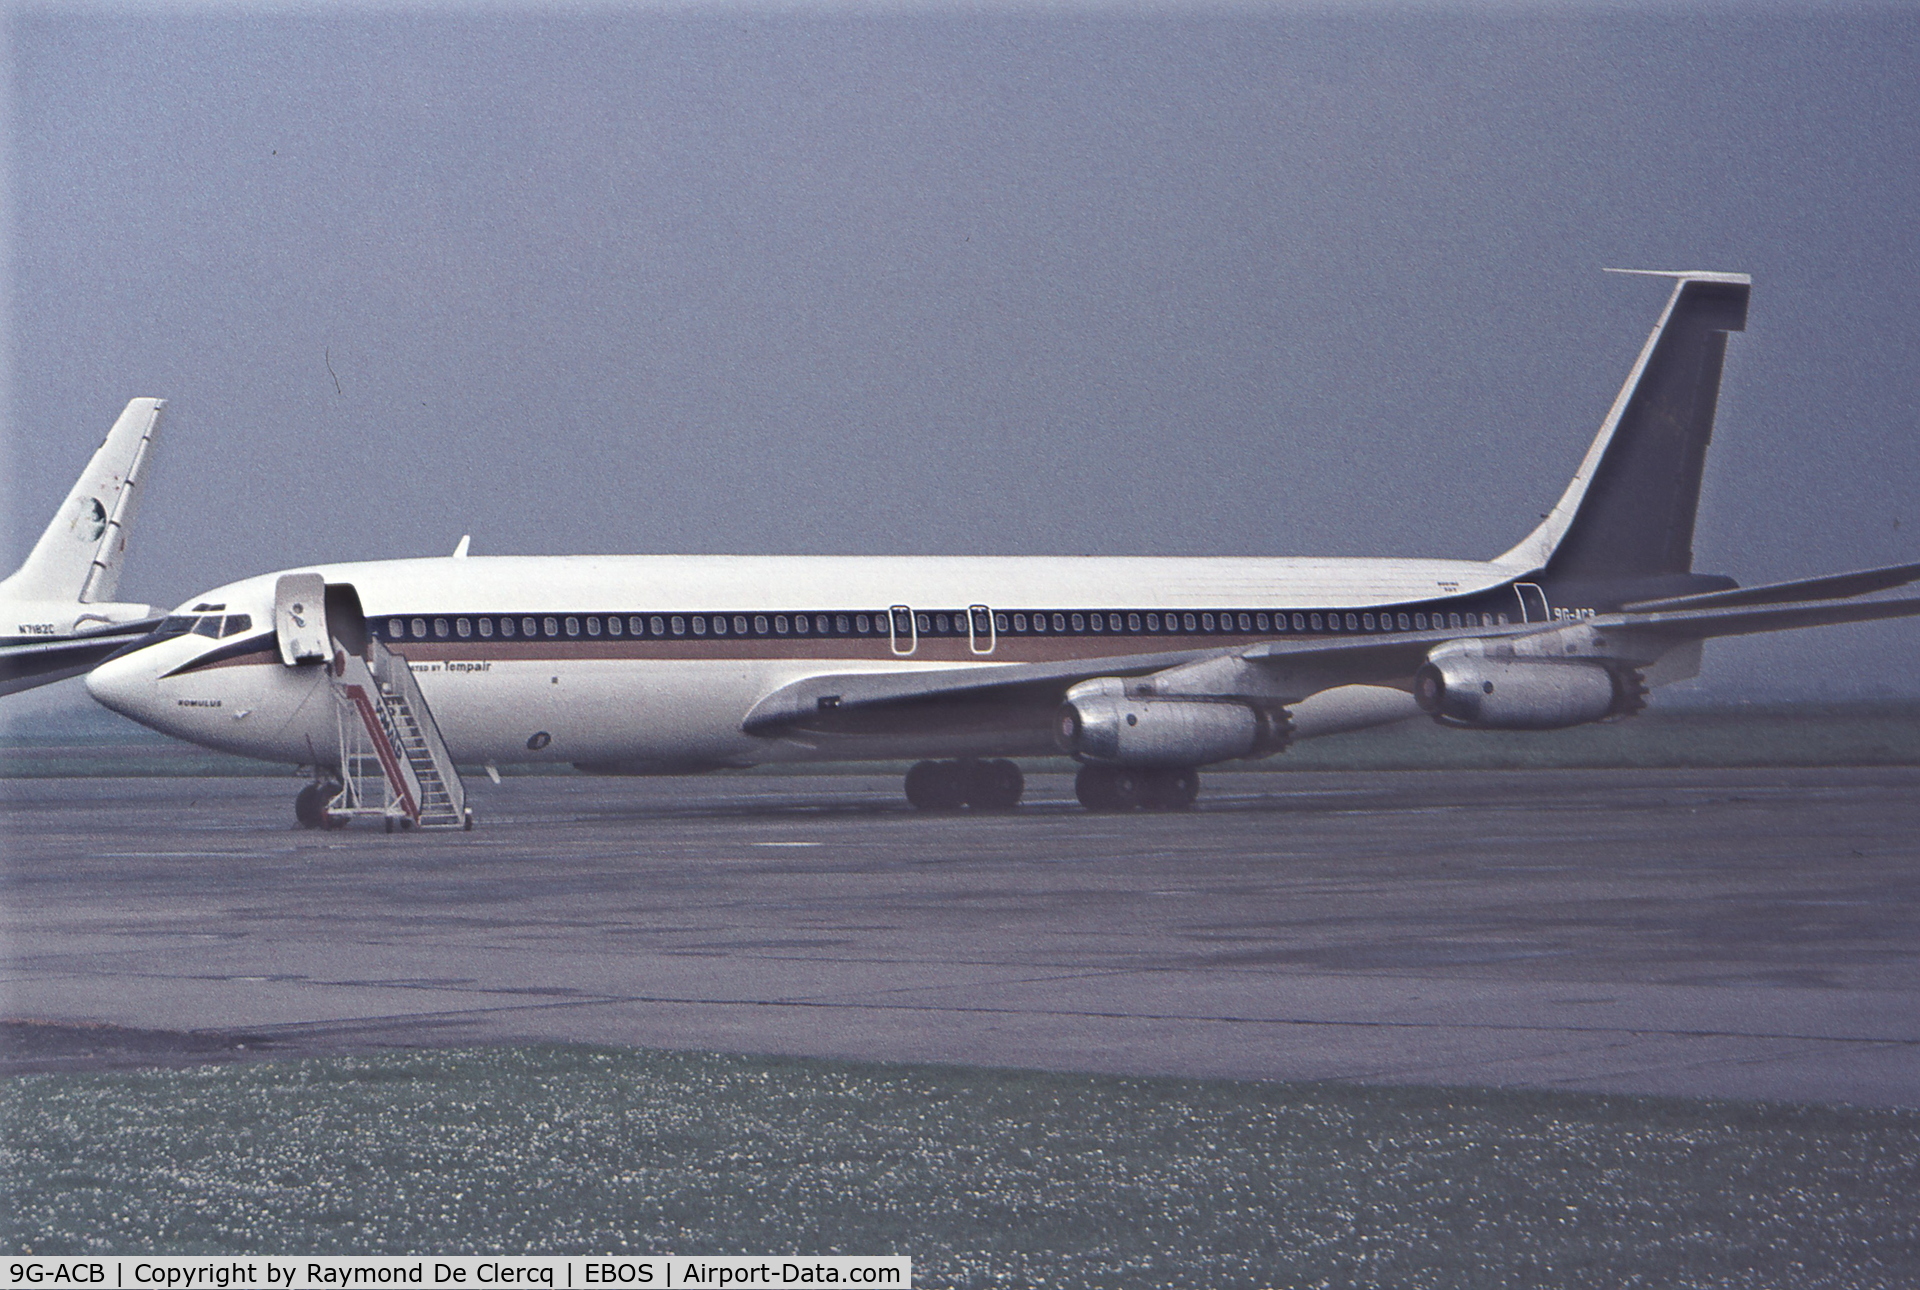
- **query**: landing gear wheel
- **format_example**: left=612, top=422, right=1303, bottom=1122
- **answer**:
left=1075, top=764, right=1141, bottom=812
left=966, top=759, right=1024, bottom=812
left=1074, top=764, right=1110, bottom=811
left=295, top=781, right=342, bottom=830
left=1076, top=765, right=1198, bottom=812
left=295, top=783, right=325, bottom=829
left=1138, top=767, right=1200, bottom=811
left=905, top=760, right=965, bottom=812
left=907, top=759, right=1024, bottom=812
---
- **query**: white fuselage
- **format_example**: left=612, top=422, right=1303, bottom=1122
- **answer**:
left=86, top=552, right=1527, bottom=770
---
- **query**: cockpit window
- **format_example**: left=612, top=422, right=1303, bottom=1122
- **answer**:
left=192, top=616, right=222, bottom=638
left=159, top=615, right=195, bottom=637
left=221, top=613, right=253, bottom=637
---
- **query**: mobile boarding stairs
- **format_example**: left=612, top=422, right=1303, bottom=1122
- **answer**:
left=274, top=571, right=471, bottom=831
left=325, top=637, right=472, bottom=830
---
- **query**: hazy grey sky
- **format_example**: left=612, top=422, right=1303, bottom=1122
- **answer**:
left=4, top=2, right=1918, bottom=709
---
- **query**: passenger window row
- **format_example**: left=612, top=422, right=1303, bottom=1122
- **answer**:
left=372, top=607, right=1511, bottom=642
left=382, top=612, right=895, bottom=642
left=993, top=609, right=1506, bottom=634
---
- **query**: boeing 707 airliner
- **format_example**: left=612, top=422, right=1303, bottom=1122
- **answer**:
left=84, top=276, right=1920, bottom=827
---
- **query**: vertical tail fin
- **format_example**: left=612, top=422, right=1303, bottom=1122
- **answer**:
left=1, top=398, right=164, bottom=603
left=1497, top=272, right=1749, bottom=579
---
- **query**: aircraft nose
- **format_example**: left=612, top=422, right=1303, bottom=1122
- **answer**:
left=85, top=646, right=163, bottom=724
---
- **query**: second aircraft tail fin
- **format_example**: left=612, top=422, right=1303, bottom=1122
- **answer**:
left=1, top=397, right=164, bottom=604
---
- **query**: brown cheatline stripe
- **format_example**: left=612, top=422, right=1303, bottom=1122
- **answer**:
left=180, top=636, right=1276, bottom=672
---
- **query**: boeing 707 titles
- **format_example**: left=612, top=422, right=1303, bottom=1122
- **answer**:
left=2, top=398, right=166, bottom=695
left=84, top=276, right=1920, bottom=826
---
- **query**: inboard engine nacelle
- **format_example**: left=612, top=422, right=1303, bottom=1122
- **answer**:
left=1055, top=676, right=1288, bottom=766
left=1413, top=656, right=1645, bottom=730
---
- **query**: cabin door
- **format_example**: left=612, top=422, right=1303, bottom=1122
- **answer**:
left=273, top=573, right=329, bottom=665
left=967, top=605, right=996, bottom=655
left=1514, top=583, right=1551, bottom=624
left=889, top=605, right=917, bottom=656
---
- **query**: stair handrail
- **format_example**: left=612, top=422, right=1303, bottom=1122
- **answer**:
left=332, top=646, right=424, bottom=821
left=366, top=638, right=467, bottom=822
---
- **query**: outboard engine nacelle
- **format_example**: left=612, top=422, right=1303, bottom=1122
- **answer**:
left=1055, top=677, right=1288, bottom=766
left=1414, top=657, right=1644, bottom=730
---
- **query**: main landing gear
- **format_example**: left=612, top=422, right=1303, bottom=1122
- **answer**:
left=904, top=759, right=1024, bottom=812
left=1074, top=764, right=1200, bottom=813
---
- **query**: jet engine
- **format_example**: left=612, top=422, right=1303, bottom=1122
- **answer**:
left=1413, top=657, right=1645, bottom=730
left=1055, top=679, right=1287, bottom=766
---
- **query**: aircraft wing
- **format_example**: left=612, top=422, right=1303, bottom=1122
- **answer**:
left=0, top=618, right=162, bottom=697
left=740, top=646, right=1225, bottom=734
left=740, top=626, right=1498, bottom=734
left=741, top=588, right=1920, bottom=736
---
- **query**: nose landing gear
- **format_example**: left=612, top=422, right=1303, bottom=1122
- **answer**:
left=904, top=759, right=1024, bottom=812
left=294, top=780, right=346, bottom=830
left=1074, top=764, right=1199, bottom=812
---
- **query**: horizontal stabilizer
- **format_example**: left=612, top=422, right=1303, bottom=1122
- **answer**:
left=1240, top=592, right=1920, bottom=657
left=1623, top=561, right=1920, bottom=613
left=1614, top=591, right=1920, bottom=640
left=0, top=617, right=161, bottom=696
